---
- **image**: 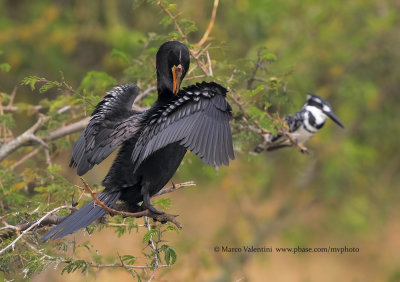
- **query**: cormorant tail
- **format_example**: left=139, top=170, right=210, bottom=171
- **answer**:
left=41, top=191, right=120, bottom=242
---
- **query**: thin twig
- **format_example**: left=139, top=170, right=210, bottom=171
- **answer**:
left=145, top=216, right=158, bottom=282
left=134, top=86, right=157, bottom=103
left=153, top=181, right=196, bottom=197
left=0, top=205, right=77, bottom=255
left=247, top=49, right=263, bottom=90
left=7, top=86, right=18, bottom=107
left=196, top=0, right=219, bottom=47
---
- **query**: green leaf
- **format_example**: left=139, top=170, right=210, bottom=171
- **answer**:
left=21, top=76, right=45, bottom=91
left=152, top=197, right=172, bottom=210
left=61, top=260, right=88, bottom=274
left=121, top=254, right=136, bottom=265
left=160, top=244, right=177, bottom=265
left=78, top=71, right=117, bottom=93
left=142, top=229, right=159, bottom=243
left=164, top=224, right=180, bottom=234
left=0, top=63, right=11, bottom=72
left=160, top=15, right=173, bottom=27
left=248, top=105, right=265, bottom=120
left=111, top=49, right=130, bottom=64
left=168, top=3, right=177, bottom=10
left=260, top=50, right=277, bottom=62
left=39, top=81, right=59, bottom=94
left=0, top=113, right=15, bottom=129
left=47, top=164, right=62, bottom=174
left=244, top=85, right=264, bottom=99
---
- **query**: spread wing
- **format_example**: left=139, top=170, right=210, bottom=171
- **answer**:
left=131, top=82, right=234, bottom=172
left=70, top=84, right=143, bottom=175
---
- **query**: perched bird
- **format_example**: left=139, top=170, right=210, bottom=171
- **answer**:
left=41, top=41, right=234, bottom=241
left=266, top=94, right=344, bottom=151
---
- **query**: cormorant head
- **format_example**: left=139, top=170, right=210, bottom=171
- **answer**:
left=304, top=93, right=344, bottom=128
left=156, top=41, right=190, bottom=98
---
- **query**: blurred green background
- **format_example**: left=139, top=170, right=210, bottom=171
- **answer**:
left=1, top=0, right=400, bottom=281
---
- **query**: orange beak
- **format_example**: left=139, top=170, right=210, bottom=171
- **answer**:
left=171, top=64, right=183, bottom=95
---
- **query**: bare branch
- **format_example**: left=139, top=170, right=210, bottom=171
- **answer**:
left=196, top=0, right=219, bottom=47
left=134, top=86, right=157, bottom=103
left=9, top=148, right=40, bottom=169
left=2, top=105, right=43, bottom=114
left=153, top=181, right=196, bottom=197
left=206, top=51, right=213, bottom=77
left=44, top=117, right=90, bottom=142
left=7, top=86, right=18, bottom=107
left=0, top=114, right=49, bottom=161
left=0, top=205, right=77, bottom=255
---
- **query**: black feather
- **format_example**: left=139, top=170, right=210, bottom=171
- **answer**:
left=41, top=192, right=120, bottom=242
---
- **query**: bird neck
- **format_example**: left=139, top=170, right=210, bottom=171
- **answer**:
left=156, top=71, right=176, bottom=102
left=304, top=105, right=326, bottom=132
left=157, top=90, right=177, bottom=104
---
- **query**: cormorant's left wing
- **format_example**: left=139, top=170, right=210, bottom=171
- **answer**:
left=70, top=84, right=143, bottom=175
left=131, top=82, right=234, bottom=172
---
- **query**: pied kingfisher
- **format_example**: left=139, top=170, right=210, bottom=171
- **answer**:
left=266, top=93, right=344, bottom=152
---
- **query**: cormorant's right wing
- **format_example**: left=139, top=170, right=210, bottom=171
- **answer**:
left=70, top=84, right=143, bottom=175
left=131, top=82, right=235, bottom=172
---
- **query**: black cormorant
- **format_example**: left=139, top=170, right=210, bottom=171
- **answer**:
left=41, top=41, right=234, bottom=241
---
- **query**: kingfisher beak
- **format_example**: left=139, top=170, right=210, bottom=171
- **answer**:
left=171, top=64, right=183, bottom=95
left=325, top=111, right=344, bottom=128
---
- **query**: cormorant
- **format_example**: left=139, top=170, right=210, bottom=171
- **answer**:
left=42, top=41, right=234, bottom=241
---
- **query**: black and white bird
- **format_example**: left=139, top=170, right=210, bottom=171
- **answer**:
left=266, top=94, right=344, bottom=151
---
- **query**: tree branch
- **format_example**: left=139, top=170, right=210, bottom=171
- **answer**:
left=247, top=49, right=263, bottom=90
left=153, top=181, right=196, bottom=197
left=0, top=114, right=49, bottom=161
left=43, top=117, right=90, bottom=142
left=145, top=216, right=159, bottom=282
left=196, top=0, right=219, bottom=47
left=134, top=85, right=156, bottom=103
left=0, top=205, right=77, bottom=255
